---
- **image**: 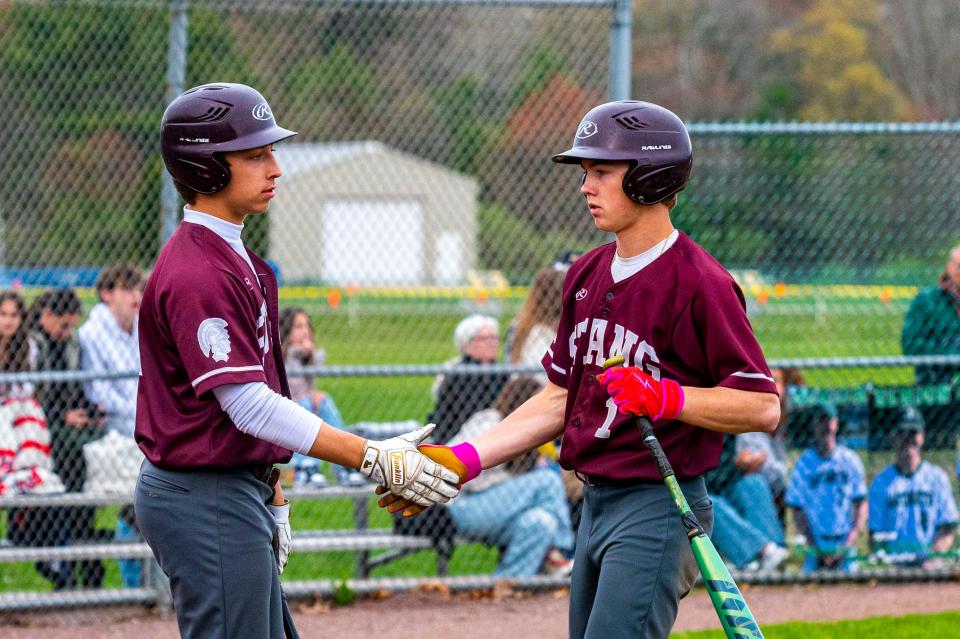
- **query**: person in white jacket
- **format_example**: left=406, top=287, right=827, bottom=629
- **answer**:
left=79, top=263, right=145, bottom=439
left=78, top=263, right=146, bottom=588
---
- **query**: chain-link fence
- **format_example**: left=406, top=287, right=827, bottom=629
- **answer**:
left=1, top=0, right=959, bottom=615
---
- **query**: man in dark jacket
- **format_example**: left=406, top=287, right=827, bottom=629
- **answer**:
left=28, top=288, right=105, bottom=588
left=901, top=245, right=960, bottom=449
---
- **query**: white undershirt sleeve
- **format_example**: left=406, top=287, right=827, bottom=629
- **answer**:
left=213, top=382, right=323, bottom=454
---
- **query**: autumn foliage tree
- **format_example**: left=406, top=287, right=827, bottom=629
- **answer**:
left=769, top=0, right=914, bottom=121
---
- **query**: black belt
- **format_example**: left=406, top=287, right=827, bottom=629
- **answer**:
left=576, top=471, right=662, bottom=488
left=248, top=464, right=280, bottom=488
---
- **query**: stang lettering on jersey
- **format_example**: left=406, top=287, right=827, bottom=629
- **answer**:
left=566, top=317, right=662, bottom=379
left=540, top=233, right=778, bottom=483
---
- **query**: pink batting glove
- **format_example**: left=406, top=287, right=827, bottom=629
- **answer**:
left=596, top=367, right=685, bottom=421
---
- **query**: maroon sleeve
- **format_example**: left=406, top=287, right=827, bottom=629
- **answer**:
left=165, top=270, right=267, bottom=397
left=680, top=275, right=778, bottom=395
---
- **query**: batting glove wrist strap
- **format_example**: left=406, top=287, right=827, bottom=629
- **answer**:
left=451, top=442, right=482, bottom=482
left=597, top=367, right=684, bottom=421
left=656, top=378, right=684, bottom=421
left=418, top=442, right=482, bottom=484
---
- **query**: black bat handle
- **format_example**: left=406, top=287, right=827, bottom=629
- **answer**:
left=636, top=415, right=676, bottom=480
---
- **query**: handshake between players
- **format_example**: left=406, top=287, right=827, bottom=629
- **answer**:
left=375, top=362, right=677, bottom=517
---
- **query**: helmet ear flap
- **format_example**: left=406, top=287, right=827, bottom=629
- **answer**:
left=622, top=161, right=648, bottom=203
left=205, top=153, right=232, bottom=194
left=623, top=162, right=690, bottom=204
left=173, top=154, right=231, bottom=195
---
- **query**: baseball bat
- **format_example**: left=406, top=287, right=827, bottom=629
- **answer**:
left=602, top=356, right=764, bottom=639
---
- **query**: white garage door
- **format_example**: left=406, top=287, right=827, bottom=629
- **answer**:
left=321, top=199, right=425, bottom=285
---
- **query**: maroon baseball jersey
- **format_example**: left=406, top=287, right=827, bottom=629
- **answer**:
left=135, top=222, right=293, bottom=469
left=542, top=232, right=777, bottom=482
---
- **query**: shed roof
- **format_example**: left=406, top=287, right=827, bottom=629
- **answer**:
left=278, top=141, right=386, bottom=178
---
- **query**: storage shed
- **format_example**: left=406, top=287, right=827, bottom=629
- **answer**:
left=268, top=141, right=478, bottom=285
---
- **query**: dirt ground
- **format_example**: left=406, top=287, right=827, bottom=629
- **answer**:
left=2, top=581, right=959, bottom=638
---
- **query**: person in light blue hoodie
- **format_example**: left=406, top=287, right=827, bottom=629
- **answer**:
left=79, top=262, right=147, bottom=588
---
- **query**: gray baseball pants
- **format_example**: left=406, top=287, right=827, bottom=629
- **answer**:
left=569, top=477, right=713, bottom=639
left=134, top=460, right=298, bottom=639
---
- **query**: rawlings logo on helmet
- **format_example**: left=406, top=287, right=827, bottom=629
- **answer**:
left=576, top=121, right=599, bottom=139
left=251, top=102, right=273, bottom=121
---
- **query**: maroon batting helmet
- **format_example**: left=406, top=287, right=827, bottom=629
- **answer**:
left=552, top=100, right=692, bottom=204
left=160, top=83, right=297, bottom=194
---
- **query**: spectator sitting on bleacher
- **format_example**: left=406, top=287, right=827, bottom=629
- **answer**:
left=1, top=289, right=68, bottom=589
left=78, top=263, right=147, bottom=588
left=279, top=306, right=361, bottom=486
left=734, top=366, right=797, bottom=504
left=901, top=244, right=960, bottom=450
left=28, top=288, right=106, bottom=589
left=446, top=376, right=574, bottom=577
left=428, top=314, right=509, bottom=445
left=868, top=406, right=959, bottom=569
left=786, top=402, right=867, bottom=573
left=705, top=433, right=788, bottom=572
left=279, top=307, right=345, bottom=429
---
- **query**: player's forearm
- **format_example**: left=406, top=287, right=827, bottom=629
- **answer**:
left=472, top=382, right=567, bottom=469
left=678, top=386, right=779, bottom=434
left=216, top=382, right=366, bottom=467
left=305, top=426, right=367, bottom=469
left=215, top=382, right=323, bottom=453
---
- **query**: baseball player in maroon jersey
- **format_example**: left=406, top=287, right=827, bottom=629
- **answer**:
left=134, top=83, right=459, bottom=639
left=380, top=100, right=780, bottom=638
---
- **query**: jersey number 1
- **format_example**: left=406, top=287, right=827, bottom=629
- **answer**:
left=595, top=398, right=617, bottom=439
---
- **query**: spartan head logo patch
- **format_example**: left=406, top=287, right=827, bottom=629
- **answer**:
left=198, top=318, right=232, bottom=363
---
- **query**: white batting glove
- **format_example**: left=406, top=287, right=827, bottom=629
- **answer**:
left=358, top=424, right=460, bottom=507
left=267, top=501, right=292, bottom=574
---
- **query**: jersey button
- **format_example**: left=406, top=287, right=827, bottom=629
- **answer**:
left=600, top=306, right=610, bottom=316
left=573, top=417, right=581, bottom=427
left=605, top=292, right=615, bottom=300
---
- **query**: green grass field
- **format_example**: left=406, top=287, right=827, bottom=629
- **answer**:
left=671, top=610, right=960, bottom=638
left=284, top=291, right=916, bottom=424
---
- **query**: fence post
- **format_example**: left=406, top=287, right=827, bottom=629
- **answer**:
left=608, top=0, right=632, bottom=100
left=160, top=0, right=189, bottom=246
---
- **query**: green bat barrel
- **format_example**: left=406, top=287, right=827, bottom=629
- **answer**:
left=690, top=517, right=764, bottom=638
left=658, top=468, right=764, bottom=639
